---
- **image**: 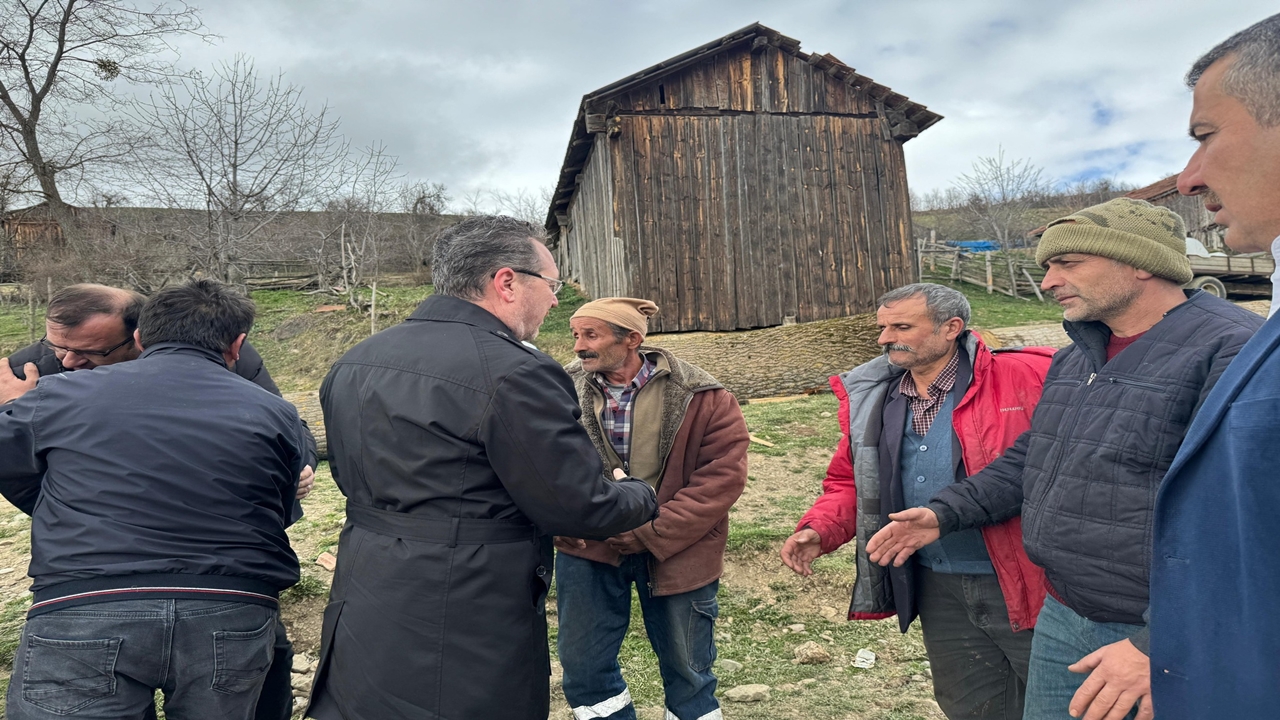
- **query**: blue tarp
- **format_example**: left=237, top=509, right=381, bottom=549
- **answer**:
left=946, top=240, right=1002, bottom=252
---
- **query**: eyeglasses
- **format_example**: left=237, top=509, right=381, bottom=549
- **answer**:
left=40, top=335, right=135, bottom=359
left=512, top=269, right=564, bottom=295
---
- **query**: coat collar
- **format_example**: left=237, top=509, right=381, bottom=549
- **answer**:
left=1063, top=289, right=1203, bottom=370
left=139, top=342, right=228, bottom=367
left=407, top=294, right=518, bottom=339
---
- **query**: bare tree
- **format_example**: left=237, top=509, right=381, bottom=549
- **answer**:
left=954, top=148, right=1050, bottom=250
left=398, top=179, right=449, bottom=270
left=0, top=0, right=206, bottom=238
left=328, top=144, right=400, bottom=306
left=132, top=54, right=346, bottom=280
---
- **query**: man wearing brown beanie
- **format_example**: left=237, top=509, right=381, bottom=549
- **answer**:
left=555, top=297, right=749, bottom=720
left=865, top=197, right=1262, bottom=720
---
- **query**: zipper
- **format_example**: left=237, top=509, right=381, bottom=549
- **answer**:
left=1107, top=377, right=1165, bottom=391
left=1033, top=363, right=1100, bottom=546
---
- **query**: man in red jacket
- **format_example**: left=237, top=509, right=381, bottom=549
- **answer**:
left=782, top=283, right=1052, bottom=719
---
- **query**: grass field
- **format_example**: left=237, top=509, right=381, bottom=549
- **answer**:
left=0, top=280, right=1073, bottom=718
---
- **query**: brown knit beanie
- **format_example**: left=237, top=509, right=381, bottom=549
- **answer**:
left=571, top=297, right=659, bottom=338
left=1035, top=198, right=1192, bottom=284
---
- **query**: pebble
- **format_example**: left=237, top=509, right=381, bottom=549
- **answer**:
left=315, top=552, right=338, bottom=572
left=724, top=684, right=770, bottom=703
left=787, top=623, right=806, bottom=633
left=718, top=659, right=743, bottom=673
left=290, top=673, right=312, bottom=692
left=820, top=412, right=832, bottom=418
left=793, top=641, right=832, bottom=665
left=291, top=653, right=315, bottom=673
left=911, top=674, right=927, bottom=683
left=798, top=678, right=817, bottom=686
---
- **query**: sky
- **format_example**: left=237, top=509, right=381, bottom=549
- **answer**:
left=157, top=0, right=1276, bottom=207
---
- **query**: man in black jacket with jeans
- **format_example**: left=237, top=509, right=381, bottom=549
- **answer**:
left=0, top=279, right=307, bottom=719
left=867, top=198, right=1262, bottom=720
left=0, top=283, right=314, bottom=720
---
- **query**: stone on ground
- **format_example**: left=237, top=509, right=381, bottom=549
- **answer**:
left=793, top=641, right=832, bottom=665
left=724, top=684, right=771, bottom=703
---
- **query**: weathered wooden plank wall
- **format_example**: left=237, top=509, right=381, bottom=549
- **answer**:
left=566, top=43, right=917, bottom=332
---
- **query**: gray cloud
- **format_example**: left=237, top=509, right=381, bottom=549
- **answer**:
left=162, top=0, right=1275, bottom=204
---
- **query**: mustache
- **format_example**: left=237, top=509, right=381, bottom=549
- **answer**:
left=882, top=343, right=914, bottom=353
left=576, top=351, right=600, bottom=360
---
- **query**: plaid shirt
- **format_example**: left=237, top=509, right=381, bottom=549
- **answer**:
left=898, top=350, right=960, bottom=437
left=594, top=355, right=658, bottom=467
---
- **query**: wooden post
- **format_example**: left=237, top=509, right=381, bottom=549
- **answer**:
left=27, top=284, right=36, bottom=342
left=985, top=253, right=994, bottom=294
left=1006, top=255, right=1019, bottom=299
left=370, top=281, right=378, bottom=335
left=1023, top=268, right=1045, bottom=302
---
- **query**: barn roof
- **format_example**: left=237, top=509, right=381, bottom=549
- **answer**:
left=545, top=22, right=944, bottom=235
left=1125, top=174, right=1180, bottom=202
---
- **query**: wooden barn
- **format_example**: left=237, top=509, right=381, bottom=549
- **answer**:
left=546, top=23, right=942, bottom=332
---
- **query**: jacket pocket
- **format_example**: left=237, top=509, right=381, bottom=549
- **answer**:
left=687, top=598, right=719, bottom=673
left=1107, top=376, right=1168, bottom=392
left=211, top=612, right=276, bottom=694
left=21, top=635, right=121, bottom=714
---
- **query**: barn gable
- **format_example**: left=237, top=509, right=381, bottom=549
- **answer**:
left=548, top=23, right=941, bottom=332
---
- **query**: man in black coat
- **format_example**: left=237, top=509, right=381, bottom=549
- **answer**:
left=0, top=283, right=314, bottom=720
left=306, top=215, right=658, bottom=720
left=0, top=279, right=307, bottom=719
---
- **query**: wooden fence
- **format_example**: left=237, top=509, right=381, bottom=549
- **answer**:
left=919, top=243, right=1047, bottom=302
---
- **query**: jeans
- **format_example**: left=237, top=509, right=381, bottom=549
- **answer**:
left=6, top=598, right=278, bottom=720
left=555, top=552, right=720, bottom=720
left=914, top=565, right=1033, bottom=719
left=1023, top=595, right=1143, bottom=720
left=141, top=622, right=295, bottom=720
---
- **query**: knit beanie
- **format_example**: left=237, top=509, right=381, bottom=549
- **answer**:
left=1035, top=198, right=1192, bottom=284
left=571, top=297, right=659, bottom=338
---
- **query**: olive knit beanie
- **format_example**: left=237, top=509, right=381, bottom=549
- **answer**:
left=1035, top=198, right=1193, bottom=284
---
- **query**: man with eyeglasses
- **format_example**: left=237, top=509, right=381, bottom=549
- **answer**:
left=0, top=282, right=317, bottom=720
left=306, top=215, right=657, bottom=720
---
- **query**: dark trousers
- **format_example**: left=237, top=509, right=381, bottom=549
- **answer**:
left=136, top=621, right=293, bottom=720
left=915, top=564, right=1034, bottom=720
left=6, top=598, right=278, bottom=720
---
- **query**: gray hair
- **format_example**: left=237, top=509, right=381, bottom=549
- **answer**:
left=431, top=215, right=548, bottom=300
left=877, top=283, right=970, bottom=329
left=1187, top=13, right=1280, bottom=127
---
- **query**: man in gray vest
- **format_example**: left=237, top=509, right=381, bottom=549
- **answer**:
left=784, top=283, right=1051, bottom=719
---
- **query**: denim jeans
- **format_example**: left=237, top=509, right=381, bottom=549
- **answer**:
left=6, top=598, right=278, bottom=720
left=1023, top=595, right=1142, bottom=720
left=555, top=552, right=720, bottom=720
left=914, top=565, right=1033, bottom=719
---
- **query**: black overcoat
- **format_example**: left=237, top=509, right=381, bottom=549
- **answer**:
left=306, top=295, right=657, bottom=720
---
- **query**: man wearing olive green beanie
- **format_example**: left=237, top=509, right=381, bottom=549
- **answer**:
left=867, top=196, right=1264, bottom=720
left=1035, top=197, right=1193, bottom=285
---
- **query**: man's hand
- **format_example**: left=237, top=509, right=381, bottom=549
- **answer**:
left=606, top=531, right=646, bottom=555
left=0, top=359, right=38, bottom=404
left=1068, top=639, right=1153, bottom=720
left=296, top=465, right=315, bottom=500
left=553, top=536, right=586, bottom=552
left=866, top=507, right=940, bottom=567
left=781, top=528, right=824, bottom=576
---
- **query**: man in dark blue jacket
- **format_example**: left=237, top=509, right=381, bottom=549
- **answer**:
left=0, top=282, right=314, bottom=720
left=0, top=279, right=306, bottom=720
left=866, top=198, right=1262, bottom=720
left=1152, top=12, right=1280, bottom=718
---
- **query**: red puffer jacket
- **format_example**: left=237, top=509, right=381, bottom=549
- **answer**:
left=798, top=338, right=1054, bottom=631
